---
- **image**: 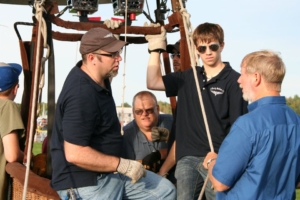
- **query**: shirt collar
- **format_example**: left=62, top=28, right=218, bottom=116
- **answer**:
left=75, top=60, right=111, bottom=94
left=200, top=62, right=232, bottom=81
left=248, top=96, right=286, bottom=112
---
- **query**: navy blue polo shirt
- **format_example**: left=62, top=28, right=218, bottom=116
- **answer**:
left=51, top=61, right=122, bottom=190
left=163, top=62, right=248, bottom=161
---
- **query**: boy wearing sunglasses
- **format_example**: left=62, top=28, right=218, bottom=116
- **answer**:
left=146, top=22, right=248, bottom=200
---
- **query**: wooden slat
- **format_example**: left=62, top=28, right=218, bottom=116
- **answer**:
left=6, top=162, right=60, bottom=199
left=0, top=0, right=111, bottom=5
left=49, top=14, right=171, bottom=34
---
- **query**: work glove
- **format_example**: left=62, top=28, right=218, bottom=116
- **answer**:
left=151, top=127, right=170, bottom=142
left=142, top=151, right=161, bottom=172
left=144, top=22, right=166, bottom=52
left=104, top=19, right=122, bottom=40
left=117, top=158, right=146, bottom=184
left=104, top=19, right=122, bottom=30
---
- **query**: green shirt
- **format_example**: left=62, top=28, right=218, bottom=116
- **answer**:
left=0, top=99, right=24, bottom=200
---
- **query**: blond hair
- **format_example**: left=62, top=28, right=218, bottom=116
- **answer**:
left=241, top=50, right=285, bottom=92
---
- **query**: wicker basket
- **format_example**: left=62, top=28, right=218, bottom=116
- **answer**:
left=6, top=162, right=60, bottom=200
left=12, top=178, right=53, bottom=200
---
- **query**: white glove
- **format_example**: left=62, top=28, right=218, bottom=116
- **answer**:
left=117, top=158, right=146, bottom=184
left=104, top=19, right=122, bottom=30
left=144, top=22, right=166, bottom=52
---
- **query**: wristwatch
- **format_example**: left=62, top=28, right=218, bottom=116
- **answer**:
left=148, top=49, right=163, bottom=54
left=206, top=158, right=216, bottom=168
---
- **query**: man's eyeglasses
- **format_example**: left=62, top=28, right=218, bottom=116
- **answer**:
left=93, top=49, right=123, bottom=58
left=197, top=44, right=219, bottom=54
left=134, top=107, right=156, bottom=115
left=170, top=53, right=180, bottom=59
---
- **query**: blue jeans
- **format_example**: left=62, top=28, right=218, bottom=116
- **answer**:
left=57, top=171, right=176, bottom=200
left=175, top=156, right=215, bottom=200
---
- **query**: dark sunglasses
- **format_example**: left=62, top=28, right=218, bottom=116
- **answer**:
left=170, top=53, right=180, bottom=59
left=197, top=44, right=219, bottom=54
left=93, top=49, right=123, bottom=58
left=134, top=107, right=155, bottom=115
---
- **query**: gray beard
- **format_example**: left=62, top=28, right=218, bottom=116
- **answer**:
left=107, top=70, right=118, bottom=78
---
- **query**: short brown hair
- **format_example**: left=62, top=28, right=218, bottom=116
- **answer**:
left=132, top=91, right=157, bottom=109
left=0, top=81, right=18, bottom=97
left=193, top=22, right=224, bottom=45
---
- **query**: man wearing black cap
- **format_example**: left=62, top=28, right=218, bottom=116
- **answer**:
left=156, top=40, right=182, bottom=183
left=166, top=40, right=182, bottom=73
left=0, top=62, right=24, bottom=200
left=50, top=27, right=176, bottom=199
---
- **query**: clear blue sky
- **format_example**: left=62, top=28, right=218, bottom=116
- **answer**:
left=0, top=0, right=299, bottom=106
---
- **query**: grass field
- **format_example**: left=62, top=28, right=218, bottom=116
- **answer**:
left=296, top=189, right=300, bottom=200
left=32, top=142, right=42, bottom=155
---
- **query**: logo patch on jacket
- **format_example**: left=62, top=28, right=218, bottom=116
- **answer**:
left=210, top=87, right=224, bottom=96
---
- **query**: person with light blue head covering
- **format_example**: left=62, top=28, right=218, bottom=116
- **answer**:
left=0, top=62, right=25, bottom=200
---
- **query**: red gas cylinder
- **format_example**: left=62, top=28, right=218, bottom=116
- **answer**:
left=129, top=13, right=136, bottom=20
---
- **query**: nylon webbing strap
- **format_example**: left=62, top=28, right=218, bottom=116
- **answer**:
left=18, top=40, right=33, bottom=151
left=46, top=15, right=55, bottom=178
left=14, top=21, right=35, bottom=150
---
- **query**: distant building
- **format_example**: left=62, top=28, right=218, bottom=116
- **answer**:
left=116, top=107, right=133, bottom=126
left=35, top=116, right=48, bottom=142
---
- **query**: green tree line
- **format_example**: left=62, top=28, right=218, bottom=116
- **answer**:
left=121, top=101, right=172, bottom=114
left=286, top=95, right=300, bottom=115
left=124, top=97, right=300, bottom=115
left=15, top=95, right=300, bottom=116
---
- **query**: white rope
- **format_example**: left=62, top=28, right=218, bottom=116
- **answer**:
left=178, top=1, right=214, bottom=152
left=37, top=57, right=47, bottom=114
left=177, top=1, right=214, bottom=199
left=22, top=0, right=49, bottom=199
left=120, top=0, right=129, bottom=134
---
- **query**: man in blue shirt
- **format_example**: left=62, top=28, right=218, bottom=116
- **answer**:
left=204, top=50, right=300, bottom=200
